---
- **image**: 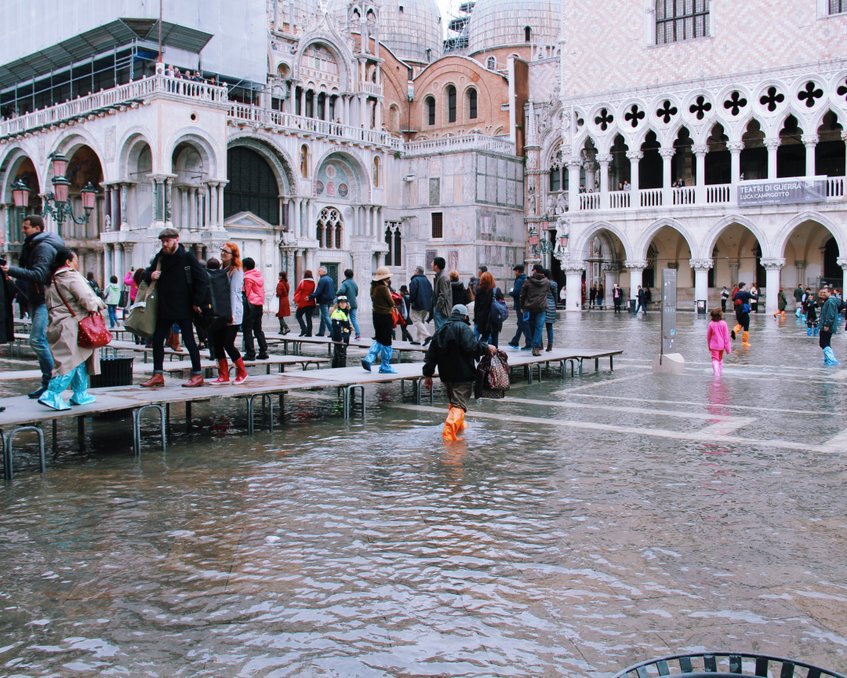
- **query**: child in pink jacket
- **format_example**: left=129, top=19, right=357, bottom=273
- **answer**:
left=706, top=308, right=732, bottom=377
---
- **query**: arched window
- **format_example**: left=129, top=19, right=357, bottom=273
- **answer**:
left=317, top=207, right=343, bottom=249
left=656, top=0, right=710, bottom=44
left=300, top=144, right=309, bottom=177
left=373, top=156, right=381, bottom=188
left=524, top=26, right=532, bottom=42
left=425, top=96, right=436, bottom=126
left=467, top=88, right=478, bottom=120
left=385, top=222, right=402, bottom=266
left=446, top=85, right=457, bottom=123
left=225, top=146, right=280, bottom=225
left=486, top=56, right=496, bottom=70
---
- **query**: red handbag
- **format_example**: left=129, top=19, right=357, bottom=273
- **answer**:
left=53, top=273, right=113, bottom=349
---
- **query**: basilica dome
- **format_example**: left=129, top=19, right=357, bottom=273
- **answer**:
left=328, top=0, right=443, bottom=64
left=467, top=0, right=560, bottom=55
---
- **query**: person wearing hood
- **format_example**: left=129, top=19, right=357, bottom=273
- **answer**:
left=423, top=304, right=497, bottom=440
left=1, top=215, right=65, bottom=398
left=818, top=287, right=840, bottom=367
left=139, top=228, right=209, bottom=388
left=520, top=264, right=552, bottom=356
left=241, top=257, right=269, bottom=360
left=361, top=266, right=398, bottom=374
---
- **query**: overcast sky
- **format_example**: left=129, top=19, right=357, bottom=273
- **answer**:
left=437, top=0, right=461, bottom=35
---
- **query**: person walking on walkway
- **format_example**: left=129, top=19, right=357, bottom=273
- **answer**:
left=731, top=281, right=753, bottom=347
left=408, top=265, right=433, bottom=345
left=38, top=248, right=106, bottom=410
left=309, top=266, right=335, bottom=337
left=209, top=244, right=249, bottom=385
left=293, top=271, right=316, bottom=336
left=431, top=257, right=452, bottom=331
left=361, top=266, right=397, bottom=374
left=545, top=269, right=558, bottom=352
left=706, top=308, right=732, bottom=378
left=1, top=215, right=64, bottom=398
left=330, top=295, right=352, bottom=368
left=473, top=271, right=498, bottom=346
left=275, top=271, right=291, bottom=335
left=139, top=228, right=209, bottom=388
left=520, top=264, right=551, bottom=356
left=337, top=268, right=361, bottom=339
left=507, top=264, right=530, bottom=348
left=103, top=275, right=121, bottom=328
left=241, top=257, right=269, bottom=360
left=818, top=287, right=840, bottom=367
left=422, top=303, right=497, bottom=441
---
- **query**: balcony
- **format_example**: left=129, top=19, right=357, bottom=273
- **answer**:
left=553, top=176, right=846, bottom=216
left=0, top=74, right=228, bottom=141
left=403, top=134, right=516, bottom=157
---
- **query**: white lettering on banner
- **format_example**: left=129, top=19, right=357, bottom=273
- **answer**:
left=738, top=178, right=827, bottom=206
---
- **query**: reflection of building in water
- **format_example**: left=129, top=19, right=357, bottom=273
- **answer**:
left=0, top=0, right=844, bottom=315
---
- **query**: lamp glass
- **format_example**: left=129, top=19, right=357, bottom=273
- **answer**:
left=81, top=182, right=98, bottom=211
left=52, top=177, right=69, bottom=203
left=50, top=153, right=68, bottom=178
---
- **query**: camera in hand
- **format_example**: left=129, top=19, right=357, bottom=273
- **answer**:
left=0, top=257, right=7, bottom=266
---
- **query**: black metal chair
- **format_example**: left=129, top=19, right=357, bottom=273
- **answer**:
left=614, top=652, right=845, bottom=678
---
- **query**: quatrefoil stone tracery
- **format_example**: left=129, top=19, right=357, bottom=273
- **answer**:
left=624, top=104, right=645, bottom=128
left=656, top=100, right=678, bottom=124
left=797, top=80, right=824, bottom=108
left=723, top=91, right=748, bottom=116
left=594, top=108, right=614, bottom=131
left=689, top=95, right=712, bottom=120
left=760, top=86, right=785, bottom=112
left=838, top=79, right=847, bottom=102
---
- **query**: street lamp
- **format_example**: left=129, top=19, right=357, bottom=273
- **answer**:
left=10, top=152, right=99, bottom=235
left=528, top=224, right=556, bottom=257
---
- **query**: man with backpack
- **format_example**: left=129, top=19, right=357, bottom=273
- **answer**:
left=408, top=265, right=433, bottom=344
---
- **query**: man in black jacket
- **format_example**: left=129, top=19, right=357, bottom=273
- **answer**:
left=423, top=304, right=496, bottom=440
left=1, top=215, right=64, bottom=398
left=139, top=228, right=209, bottom=387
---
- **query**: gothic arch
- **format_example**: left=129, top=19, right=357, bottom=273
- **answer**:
left=0, top=146, right=42, bottom=198
left=166, top=130, right=219, bottom=178
left=572, top=220, right=634, bottom=261
left=773, top=211, right=845, bottom=260
left=51, top=132, right=106, bottom=183
left=702, top=214, right=770, bottom=260
left=637, top=217, right=699, bottom=260
left=295, top=37, right=353, bottom=92
left=117, top=129, right=155, bottom=179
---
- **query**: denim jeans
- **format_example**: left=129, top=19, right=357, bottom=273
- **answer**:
left=509, top=311, right=530, bottom=347
left=30, top=303, right=54, bottom=386
left=107, top=305, right=118, bottom=328
left=529, top=311, right=546, bottom=349
left=433, top=309, right=449, bottom=331
left=316, top=303, right=331, bottom=335
left=349, top=307, right=361, bottom=337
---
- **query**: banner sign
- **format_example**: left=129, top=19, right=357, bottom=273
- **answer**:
left=661, top=269, right=677, bottom=357
left=737, top=178, right=827, bottom=207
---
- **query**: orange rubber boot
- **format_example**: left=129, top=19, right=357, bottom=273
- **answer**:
left=456, top=408, right=467, bottom=433
left=742, top=331, right=751, bottom=346
left=442, top=406, right=462, bottom=441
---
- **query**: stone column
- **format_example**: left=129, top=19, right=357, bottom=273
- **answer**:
left=625, top=260, right=647, bottom=302
left=660, top=147, right=675, bottom=205
left=562, top=260, right=585, bottom=311
left=838, top=258, right=847, bottom=295
left=761, top=258, right=785, bottom=315
left=603, top=266, right=618, bottom=307
left=693, top=144, right=707, bottom=204
left=802, top=134, right=818, bottom=178
left=188, top=187, right=197, bottom=231
left=567, top=159, right=581, bottom=212
left=690, top=258, right=713, bottom=311
left=795, top=260, right=806, bottom=288
left=583, top=161, right=596, bottom=193
left=218, top=181, right=227, bottom=230
left=119, top=183, right=129, bottom=230
left=204, top=183, right=212, bottom=229
left=765, top=138, right=780, bottom=179
left=728, top=260, right=740, bottom=286
left=597, top=154, right=611, bottom=210
left=627, top=150, right=642, bottom=197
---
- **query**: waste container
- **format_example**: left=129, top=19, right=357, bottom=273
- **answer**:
left=628, top=299, right=636, bottom=313
left=90, top=356, right=134, bottom=388
left=696, top=300, right=707, bottom=316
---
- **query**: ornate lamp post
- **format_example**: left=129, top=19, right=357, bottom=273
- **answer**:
left=10, top=152, right=99, bottom=236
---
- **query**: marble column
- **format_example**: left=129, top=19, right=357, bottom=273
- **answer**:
left=795, top=260, right=806, bottom=288
left=728, top=260, right=740, bottom=286
left=690, top=258, right=713, bottom=311
left=627, top=150, right=642, bottom=197
left=567, top=159, right=581, bottom=212
left=597, top=154, right=611, bottom=210
left=603, top=267, right=618, bottom=307
left=838, top=258, right=847, bottom=296
left=693, top=144, right=707, bottom=204
left=625, top=260, right=647, bottom=301
left=562, top=260, right=585, bottom=312
left=660, top=147, right=675, bottom=205
left=119, top=183, right=129, bottom=230
left=765, top=138, right=780, bottom=179
left=761, top=258, right=785, bottom=315
left=802, top=134, right=818, bottom=178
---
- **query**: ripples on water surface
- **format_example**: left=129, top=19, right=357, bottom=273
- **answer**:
left=1, top=313, right=846, bottom=676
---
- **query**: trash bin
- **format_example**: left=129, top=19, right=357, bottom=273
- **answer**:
left=90, top=356, right=134, bottom=388
left=696, top=300, right=707, bottom=316
left=628, top=299, right=636, bottom=313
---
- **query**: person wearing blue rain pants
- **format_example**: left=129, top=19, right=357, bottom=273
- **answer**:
left=361, top=266, right=397, bottom=374
left=39, top=247, right=107, bottom=410
left=818, top=287, right=840, bottom=367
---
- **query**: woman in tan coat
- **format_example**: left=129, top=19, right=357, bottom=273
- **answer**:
left=39, top=247, right=107, bottom=410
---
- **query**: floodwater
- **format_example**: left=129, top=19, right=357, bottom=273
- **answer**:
left=1, top=310, right=846, bottom=676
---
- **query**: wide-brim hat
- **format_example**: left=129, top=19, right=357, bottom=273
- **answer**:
left=372, top=266, right=392, bottom=281
left=158, top=227, right=180, bottom=240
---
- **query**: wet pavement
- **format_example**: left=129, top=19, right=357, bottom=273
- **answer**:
left=1, top=310, right=846, bottom=676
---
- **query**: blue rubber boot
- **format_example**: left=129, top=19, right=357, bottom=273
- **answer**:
left=37, top=371, right=75, bottom=411
left=379, top=345, right=397, bottom=373
left=823, top=346, right=840, bottom=366
left=807, top=326, right=813, bottom=336
left=361, top=340, right=380, bottom=372
left=69, top=364, right=97, bottom=406
left=814, top=326, right=819, bottom=336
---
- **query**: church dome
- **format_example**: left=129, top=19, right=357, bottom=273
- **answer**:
left=329, top=0, right=443, bottom=64
left=467, top=0, right=560, bottom=55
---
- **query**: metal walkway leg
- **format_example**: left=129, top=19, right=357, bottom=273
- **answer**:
left=3, top=425, right=46, bottom=480
left=131, top=404, right=167, bottom=456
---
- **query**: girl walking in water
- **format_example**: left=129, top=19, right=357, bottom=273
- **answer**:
left=706, top=308, right=732, bottom=377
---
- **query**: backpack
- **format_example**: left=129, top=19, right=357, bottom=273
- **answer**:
left=490, top=288, right=509, bottom=325
left=204, top=269, right=232, bottom=330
